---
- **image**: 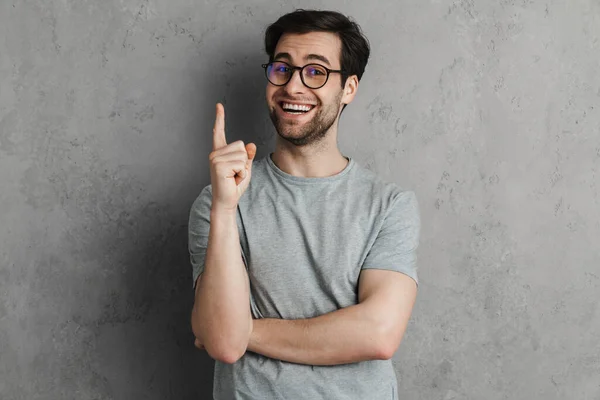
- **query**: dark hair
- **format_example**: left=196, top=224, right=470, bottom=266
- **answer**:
left=264, top=9, right=370, bottom=88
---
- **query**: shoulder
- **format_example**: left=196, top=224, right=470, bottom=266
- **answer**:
left=189, top=184, right=213, bottom=223
left=350, top=160, right=418, bottom=209
left=191, top=184, right=212, bottom=206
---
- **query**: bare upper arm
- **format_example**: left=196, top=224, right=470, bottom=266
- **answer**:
left=358, top=269, right=418, bottom=354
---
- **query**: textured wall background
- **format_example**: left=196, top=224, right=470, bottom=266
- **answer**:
left=1, top=1, right=599, bottom=399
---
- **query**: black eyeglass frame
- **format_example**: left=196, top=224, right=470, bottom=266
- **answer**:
left=261, top=61, right=346, bottom=89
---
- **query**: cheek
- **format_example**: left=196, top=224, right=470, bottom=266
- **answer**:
left=266, top=86, right=277, bottom=104
left=320, top=90, right=343, bottom=107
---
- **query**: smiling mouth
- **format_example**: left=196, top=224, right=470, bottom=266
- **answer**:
left=279, top=102, right=316, bottom=115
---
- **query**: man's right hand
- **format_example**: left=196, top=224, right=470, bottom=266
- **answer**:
left=209, top=103, right=257, bottom=214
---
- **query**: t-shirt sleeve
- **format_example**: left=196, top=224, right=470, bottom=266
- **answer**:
left=188, top=185, right=213, bottom=289
left=361, top=190, right=421, bottom=286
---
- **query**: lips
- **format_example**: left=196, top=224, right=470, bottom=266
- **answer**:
left=278, top=101, right=317, bottom=116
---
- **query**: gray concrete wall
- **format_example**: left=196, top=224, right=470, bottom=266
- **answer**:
left=1, top=1, right=598, bottom=399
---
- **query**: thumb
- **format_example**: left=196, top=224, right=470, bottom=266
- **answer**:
left=245, top=143, right=257, bottom=171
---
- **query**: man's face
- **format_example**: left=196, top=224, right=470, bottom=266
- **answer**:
left=266, top=31, right=352, bottom=147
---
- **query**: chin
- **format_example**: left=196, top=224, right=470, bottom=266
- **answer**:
left=276, top=126, right=309, bottom=140
left=276, top=126, right=327, bottom=147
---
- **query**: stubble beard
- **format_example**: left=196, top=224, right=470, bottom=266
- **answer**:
left=269, top=92, right=343, bottom=147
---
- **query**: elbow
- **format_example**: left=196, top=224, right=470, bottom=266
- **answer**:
left=218, top=352, right=243, bottom=365
left=373, top=322, right=402, bottom=360
left=192, top=312, right=249, bottom=364
left=193, top=321, right=249, bottom=364
left=206, top=341, right=247, bottom=364
left=191, top=300, right=253, bottom=364
left=375, top=343, right=396, bottom=361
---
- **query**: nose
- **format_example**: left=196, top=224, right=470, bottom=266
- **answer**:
left=283, top=68, right=306, bottom=95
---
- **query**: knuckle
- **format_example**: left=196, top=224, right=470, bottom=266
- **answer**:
left=213, top=159, right=224, bottom=169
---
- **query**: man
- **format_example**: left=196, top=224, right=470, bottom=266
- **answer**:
left=189, top=9, right=420, bottom=400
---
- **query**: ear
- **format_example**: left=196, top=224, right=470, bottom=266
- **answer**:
left=341, top=75, right=359, bottom=106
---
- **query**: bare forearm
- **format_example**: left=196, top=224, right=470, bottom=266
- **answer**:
left=247, top=304, right=389, bottom=366
left=192, top=209, right=252, bottom=363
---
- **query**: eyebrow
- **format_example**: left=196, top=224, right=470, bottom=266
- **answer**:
left=273, top=52, right=332, bottom=67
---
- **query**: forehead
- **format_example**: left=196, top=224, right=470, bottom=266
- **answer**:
left=274, top=31, right=341, bottom=67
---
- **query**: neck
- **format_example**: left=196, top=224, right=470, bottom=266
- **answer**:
left=271, top=127, right=349, bottom=178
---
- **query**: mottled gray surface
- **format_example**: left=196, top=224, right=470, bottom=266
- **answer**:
left=0, top=1, right=598, bottom=399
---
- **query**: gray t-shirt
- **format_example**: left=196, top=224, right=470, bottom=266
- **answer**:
left=188, top=153, right=420, bottom=400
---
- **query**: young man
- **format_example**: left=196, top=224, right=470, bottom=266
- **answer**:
left=189, top=9, right=421, bottom=400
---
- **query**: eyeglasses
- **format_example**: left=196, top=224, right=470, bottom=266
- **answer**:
left=261, top=61, right=345, bottom=89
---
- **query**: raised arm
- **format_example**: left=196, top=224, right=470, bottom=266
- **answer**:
left=190, top=103, right=257, bottom=364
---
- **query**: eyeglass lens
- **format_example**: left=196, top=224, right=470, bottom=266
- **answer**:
left=266, top=62, right=328, bottom=89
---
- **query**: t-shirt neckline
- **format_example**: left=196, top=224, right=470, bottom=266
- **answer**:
left=266, top=152, right=355, bottom=184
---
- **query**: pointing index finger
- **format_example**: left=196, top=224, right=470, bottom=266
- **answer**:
left=213, top=103, right=227, bottom=151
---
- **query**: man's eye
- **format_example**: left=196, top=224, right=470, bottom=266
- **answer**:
left=275, top=66, right=289, bottom=73
left=307, top=68, right=324, bottom=75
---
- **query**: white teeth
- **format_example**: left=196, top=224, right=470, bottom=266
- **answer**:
left=282, top=103, right=313, bottom=112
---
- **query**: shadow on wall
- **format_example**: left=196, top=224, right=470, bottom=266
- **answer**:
left=86, top=45, right=271, bottom=397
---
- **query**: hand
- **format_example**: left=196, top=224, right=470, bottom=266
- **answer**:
left=209, top=103, right=257, bottom=214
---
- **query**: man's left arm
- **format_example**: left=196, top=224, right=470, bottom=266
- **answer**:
left=246, top=190, right=420, bottom=366
left=246, top=269, right=417, bottom=366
